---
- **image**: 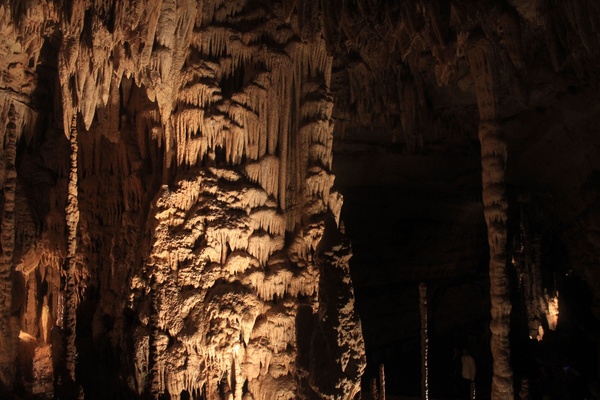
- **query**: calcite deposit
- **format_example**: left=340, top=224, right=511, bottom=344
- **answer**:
left=0, top=1, right=364, bottom=398
left=3, top=0, right=600, bottom=398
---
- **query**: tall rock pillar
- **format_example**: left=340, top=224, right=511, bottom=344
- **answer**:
left=63, top=115, right=80, bottom=390
left=468, top=38, right=514, bottom=400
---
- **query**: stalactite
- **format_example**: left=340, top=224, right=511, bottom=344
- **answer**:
left=419, top=282, right=429, bottom=400
left=23, top=272, right=38, bottom=336
left=63, top=115, right=80, bottom=392
left=0, top=2, right=366, bottom=398
left=245, top=156, right=280, bottom=198
left=0, top=104, right=18, bottom=389
left=468, top=39, right=513, bottom=400
left=278, top=71, right=290, bottom=212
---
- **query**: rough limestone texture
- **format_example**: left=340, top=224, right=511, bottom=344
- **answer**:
left=4, top=0, right=600, bottom=398
left=0, top=1, right=364, bottom=398
left=468, top=39, right=513, bottom=400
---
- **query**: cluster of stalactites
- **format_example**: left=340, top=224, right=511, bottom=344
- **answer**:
left=0, top=8, right=73, bottom=378
left=130, top=170, right=327, bottom=399
left=331, top=0, right=600, bottom=149
left=6, top=4, right=345, bottom=310
left=0, top=96, right=37, bottom=152
left=100, top=1, right=358, bottom=398
left=0, top=95, right=48, bottom=389
left=31, top=0, right=340, bottom=226
left=0, top=1, right=362, bottom=398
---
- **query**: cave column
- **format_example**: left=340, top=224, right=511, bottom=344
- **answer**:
left=468, top=39, right=514, bottom=400
left=63, top=115, right=80, bottom=392
left=0, top=104, right=18, bottom=389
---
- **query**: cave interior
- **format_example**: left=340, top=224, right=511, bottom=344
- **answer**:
left=0, top=0, right=600, bottom=399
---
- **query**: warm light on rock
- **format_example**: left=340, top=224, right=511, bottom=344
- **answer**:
left=1, top=0, right=599, bottom=398
left=0, top=0, right=366, bottom=398
left=545, top=291, right=560, bottom=331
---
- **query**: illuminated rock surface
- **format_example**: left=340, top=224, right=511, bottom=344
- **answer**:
left=0, top=1, right=364, bottom=398
left=1, top=0, right=600, bottom=399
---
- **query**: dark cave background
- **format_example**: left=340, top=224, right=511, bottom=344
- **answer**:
left=332, top=104, right=600, bottom=398
left=325, top=3, right=600, bottom=394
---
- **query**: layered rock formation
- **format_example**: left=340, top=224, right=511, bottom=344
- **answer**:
left=0, top=1, right=365, bottom=398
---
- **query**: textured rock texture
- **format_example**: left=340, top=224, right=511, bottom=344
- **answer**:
left=0, top=1, right=365, bottom=398
left=3, top=0, right=600, bottom=399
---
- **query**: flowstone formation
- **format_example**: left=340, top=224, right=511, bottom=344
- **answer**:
left=0, top=1, right=365, bottom=398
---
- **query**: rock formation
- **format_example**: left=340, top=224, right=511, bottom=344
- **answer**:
left=328, top=0, right=600, bottom=398
left=469, top=38, right=513, bottom=400
left=2, top=0, right=600, bottom=399
left=0, top=1, right=365, bottom=398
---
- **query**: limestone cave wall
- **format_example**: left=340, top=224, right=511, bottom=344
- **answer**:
left=0, top=1, right=365, bottom=398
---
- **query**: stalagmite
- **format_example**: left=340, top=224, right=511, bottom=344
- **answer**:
left=468, top=39, right=513, bottom=400
left=23, top=273, right=38, bottom=337
left=379, top=363, right=386, bottom=400
left=370, top=377, right=378, bottom=400
left=419, top=282, right=429, bottom=400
